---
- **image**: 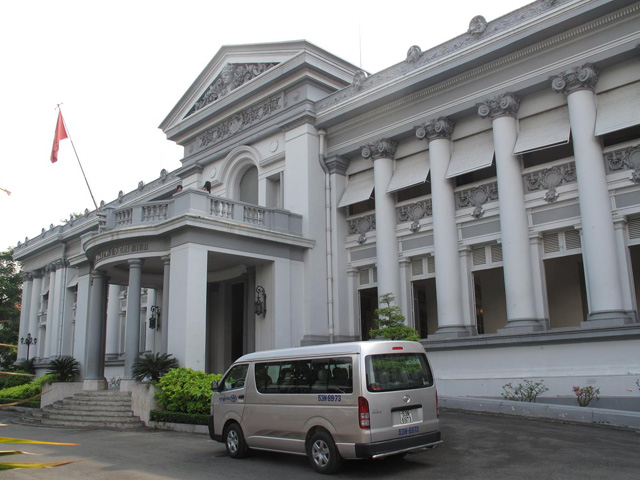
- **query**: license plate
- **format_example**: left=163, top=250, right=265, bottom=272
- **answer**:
left=400, top=410, right=413, bottom=424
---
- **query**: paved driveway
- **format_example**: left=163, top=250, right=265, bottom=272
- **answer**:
left=1, top=408, right=639, bottom=479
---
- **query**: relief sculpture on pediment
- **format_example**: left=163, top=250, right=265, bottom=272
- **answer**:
left=187, top=62, right=278, bottom=117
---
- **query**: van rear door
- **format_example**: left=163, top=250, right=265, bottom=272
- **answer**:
left=363, top=350, right=438, bottom=445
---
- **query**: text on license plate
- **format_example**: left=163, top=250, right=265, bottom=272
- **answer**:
left=400, top=410, right=413, bottom=424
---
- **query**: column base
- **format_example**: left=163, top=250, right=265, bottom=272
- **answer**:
left=498, top=318, right=548, bottom=335
left=428, top=325, right=475, bottom=340
left=581, top=310, right=637, bottom=329
left=83, top=378, right=108, bottom=391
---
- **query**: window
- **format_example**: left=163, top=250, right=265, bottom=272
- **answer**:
left=239, top=166, right=258, bottom=204
left=220, top=364, right=249, bottom=392
left=365, top=353, right=433, bottom=392
left=255, top=357, right=353, bottom=394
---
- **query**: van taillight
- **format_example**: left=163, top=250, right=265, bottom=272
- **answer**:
left=392, top=346, right=404, bottom=350
left=436, top=390, right=439, bottom=418
left=358, top=396, right=370, bottom=429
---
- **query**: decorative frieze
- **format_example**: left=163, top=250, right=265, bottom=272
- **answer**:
left=456, top=182, right=498, bottom=218
left=551, top=64, right=599, bottom=95
left=416, top=117, right=455, bottom=142
left=199, top=94, right=283, bottom=149
left=348, top=214, right=376, bottom=245
left=397, top=200, right=432, bottom=232
left=605, top=144, right=640, bottom=183
left=361, top=139, right=398, bottom=161
left=478, top=93, right=520, bottom=119
left=187, top=62, right=278, bottom=116
left=524, top=162, right=576, bottom=202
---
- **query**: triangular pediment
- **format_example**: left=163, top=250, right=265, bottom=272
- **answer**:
left=185, top=62, right=279, bottom=118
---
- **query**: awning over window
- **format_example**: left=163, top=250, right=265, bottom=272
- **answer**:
left=337, top=169, right=374, bottom=208
left=66, top=271, right=79, bottom=288
left=513, top=106, right=570, bottom=155
left=446, top=131, right=494, bottom=179
left=387, top=152, right=430, bottom=193
left=595, top=82, right=640, bottom=136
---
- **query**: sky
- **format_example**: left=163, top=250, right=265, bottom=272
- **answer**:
left=0, top=0, right=532, bottom=252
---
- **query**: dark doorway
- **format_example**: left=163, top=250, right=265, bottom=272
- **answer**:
left=231, top=283, right=245, bottom=362
left=359, top=287, right=378, bottom=340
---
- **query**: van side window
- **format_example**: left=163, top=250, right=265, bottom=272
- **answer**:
left=220, top=364, right=249, bottom=392
left=255, top=357, right=352, bottom=394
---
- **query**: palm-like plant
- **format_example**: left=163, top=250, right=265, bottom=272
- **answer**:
left=46, top=357, right=80, bottom=382
left=131, top=353, right=178, bottom=382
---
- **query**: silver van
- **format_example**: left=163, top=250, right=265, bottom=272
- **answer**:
left=208, top=341, right=441, bottom=474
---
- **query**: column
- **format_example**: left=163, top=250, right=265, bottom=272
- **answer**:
left=83, top=270, right=108, bottom=390
left=124, top=259, right=143, bottom=380
left=145, top=288, right=156, bottom=352
left=417, top=118, right=471, bottom=337
left=552, top=64, right=635, bottom=326
left=26, top=271, right=43, bottom=352
left=105, top=284, right=121, bottom=359
left=478, top=94, right=547, bottom=333
left=17, top=273, right=33, bottom=361
left=49, top=260, right=67, bottom=358
left=43, top=264, right=57, bottom=359
left=161, top=256, right=170, bottom=354
left=362, top=139, right=401, bottom=306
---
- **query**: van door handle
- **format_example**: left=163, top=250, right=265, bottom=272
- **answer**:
left=238, top=395, right=245, bottom=400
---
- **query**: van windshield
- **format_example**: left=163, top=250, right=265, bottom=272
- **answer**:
left=365, top=353, right=433, bottom=392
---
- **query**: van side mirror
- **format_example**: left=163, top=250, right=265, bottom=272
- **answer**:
left=211, top=380, right=219, bottom=391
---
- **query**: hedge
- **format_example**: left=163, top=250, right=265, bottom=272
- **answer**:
left=155, top=367, right=222, bottom=415
left=0, top=398, right=40, bottom=409
left=150, top=410, right=209, bottom=425
left=0, top=374, right=56, bottom=401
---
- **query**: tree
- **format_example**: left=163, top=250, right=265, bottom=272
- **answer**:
left=0, top=249, right=22, bottom=369
left=369, top=293, right=420, bottom=341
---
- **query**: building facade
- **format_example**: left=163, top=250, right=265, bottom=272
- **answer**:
left=14, top=0, right=640, bottom=397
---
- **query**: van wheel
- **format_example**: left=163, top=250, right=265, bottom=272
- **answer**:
left=308, top=430, right=341, bottom=474
left=224, top=423, right=248, bottom=459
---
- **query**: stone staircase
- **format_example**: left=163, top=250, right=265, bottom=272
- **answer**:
left=21, top=390, right=145, bottom=430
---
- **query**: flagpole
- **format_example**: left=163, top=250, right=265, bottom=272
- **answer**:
left=57, top=106, right=99, bottom=210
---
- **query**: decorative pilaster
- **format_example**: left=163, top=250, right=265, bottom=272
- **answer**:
left=362, top=139, right=401, bottom=308
left=124, top=259, right=144, bottom=380
left=416, top=118, right=471, bottom=338
left=105, top=284, right=121, bottom=359
left=479, top=94, right=547, bottom=333
left=551, top=64, right=635, bottom=326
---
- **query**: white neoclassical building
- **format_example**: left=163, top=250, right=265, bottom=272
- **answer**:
left=14, top=0, right=640, bottom=399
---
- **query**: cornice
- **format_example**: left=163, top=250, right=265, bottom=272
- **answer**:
left=323, top=2, right=640, bottom=153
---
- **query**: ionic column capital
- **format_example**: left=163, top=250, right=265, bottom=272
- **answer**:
left=416, top=117, right=455, bottom=142
left=128, top=258, right=144, bottom=268
left=362, top=139, right=398, bottom=161
left=551, top=64, right=599, bottom=95
left=161, top=255, right=171, bottom=266
left=478, top=93, right=521, bottom=120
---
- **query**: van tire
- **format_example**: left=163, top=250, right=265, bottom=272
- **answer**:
left=224, top=423, right=248, bottom=459
left=308, top=430, right=341, bottom=474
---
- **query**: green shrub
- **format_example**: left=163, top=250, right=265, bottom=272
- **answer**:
left=150, top=410, right=209, bottom=425
left=132, top=353, right=178, bottom=382
left=46, top=356, right=81, bottom=382
left=0, top=373, right=32, bottom=389
left=0, top=374, right=56, bottom=400
left=155, top=367, right=222, bottom=414
left=369, top=293, right=420, bottom=341
left=0, top=398, right=40, bottom=408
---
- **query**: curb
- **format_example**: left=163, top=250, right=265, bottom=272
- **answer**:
left=440, top=396, right=640, bottom=430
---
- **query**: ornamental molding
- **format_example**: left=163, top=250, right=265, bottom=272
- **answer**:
left=187, top=62, right=278, bottom=117
left=605, top=144, right=640, bottom=183
left=551, top=64, right=599, bottom=95
left=416, top=117, right=455, bottom=142
left=325, top=155, right=350, bottom=176
left=317, top=0, right=573, bottom=112
left=397, top=200, right=432, bottom=232
left=478, top=93, right=521, bottom=119
left=456, top=182, right=498, bottom=218
left=362, top=139, right=398, bottom=161
left=524, top=161, right=576, bottom=202
left=348, top=214, right=376, bottom=245
left=198, top=94, right=283, bottom=150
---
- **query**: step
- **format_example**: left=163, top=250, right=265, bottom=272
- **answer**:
left=49, top=403, right=133, bottom=413
left=37, top=418, right=144, bottom=429
left=42, top=412, right=137, bottom=422
left=44, top=410, right=135, bottom=420
left=55, top=399, right=133, bottom=408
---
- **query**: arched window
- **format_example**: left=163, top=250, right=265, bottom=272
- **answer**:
left=239, top=166, right=258, bottom=205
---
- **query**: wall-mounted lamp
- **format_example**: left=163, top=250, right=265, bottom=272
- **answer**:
left=149, top=305, right=161, bottom=330
left=255, top=286, right=267, bottom=317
